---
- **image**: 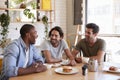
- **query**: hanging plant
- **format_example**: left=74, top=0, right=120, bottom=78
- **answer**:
left=23, top=8, right=35, bottom=22
left=0, top=13, right=10, bottom=48
left=42, top=15, right=49, bottom=39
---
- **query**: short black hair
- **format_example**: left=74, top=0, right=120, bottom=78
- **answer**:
left=49, top=26, right=64, bottom=38
left=20, top=24, right=34, bottom=38
left=86, top=23, right=99, bottom=34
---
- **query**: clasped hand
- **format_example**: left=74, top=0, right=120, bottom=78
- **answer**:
left=29, top=62, right=47, bottom=73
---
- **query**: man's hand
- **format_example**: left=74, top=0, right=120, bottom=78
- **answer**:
left=69, top=60, right=76, bottom=66
left=75, top=57, right=82, bottom=63
left=29, top=62, right=47, bottom=73
left=18, top=62, right=47, bottom=76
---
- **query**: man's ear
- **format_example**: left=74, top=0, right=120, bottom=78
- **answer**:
left=94, top=33, right=98, bottom=36
left=26, top=33, right=30, bottom=37
left=60, top=37, right=63, bottom=40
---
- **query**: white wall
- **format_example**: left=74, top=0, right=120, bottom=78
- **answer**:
left=53, top=0, right=67, bottom=39
left=66, top=0, right=77, bottom=47
left=8, top=22, right=46, bottom=46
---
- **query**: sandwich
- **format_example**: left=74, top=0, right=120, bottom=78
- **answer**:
left=63, top=66, right=72, bottom=72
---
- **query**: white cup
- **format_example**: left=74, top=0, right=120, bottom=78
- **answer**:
left=44, top=64, right=52, bottom=69
left=82, top=57, right=89, bottom=63
left=61, top=59, right=69, bottom=65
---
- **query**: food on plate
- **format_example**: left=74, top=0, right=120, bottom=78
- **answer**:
left=109, top=66, right=118, bottom=71
left=63, top=66, right=72, bottom=72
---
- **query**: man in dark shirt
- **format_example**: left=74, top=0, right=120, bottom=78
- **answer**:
left=72, top=23, right=106, bottom=63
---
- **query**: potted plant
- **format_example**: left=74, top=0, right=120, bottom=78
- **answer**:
left=42, top=15, right=49, bottom=39
left=0, top=13, right=10, bottom=48
left=23, top=8, right=35, bottom=23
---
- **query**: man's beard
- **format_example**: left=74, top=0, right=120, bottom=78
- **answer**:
left=51, top=39, right=57, bottom=43
left=51, top=39, right=59, bottom=46
left=30, top=40, right=36, bottom=44
left=85, top=37, right=92, bottom=42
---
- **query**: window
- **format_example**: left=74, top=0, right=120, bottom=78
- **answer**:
left=86, top=0, right=120, bottom=63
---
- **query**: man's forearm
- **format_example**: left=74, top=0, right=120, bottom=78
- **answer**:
left=18, top=67, right=35, bottom=76
left=71, top=49, right=79, bottom=58
left=46, top=58, right=62, bottom=63
left=18, top=62, right=47, bottom=76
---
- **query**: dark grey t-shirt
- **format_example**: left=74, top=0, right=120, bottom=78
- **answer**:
left=75, top=38, right=106, bottom=57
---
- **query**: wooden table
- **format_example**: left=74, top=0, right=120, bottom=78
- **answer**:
left=10, top=63, right=120, bottom=80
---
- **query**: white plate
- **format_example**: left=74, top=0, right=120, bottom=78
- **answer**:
left=55, top=67, right=79, bottom=74
left=104, top=69, right=120, bottom=73
left=60, top=62, right=69, bottom=66
left=52, top=63, right=61, bottom=68
left=60, top=60, right=69, bottom=66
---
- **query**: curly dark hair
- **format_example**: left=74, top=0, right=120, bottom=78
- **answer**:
left=49, top=26, right=64, bottom=38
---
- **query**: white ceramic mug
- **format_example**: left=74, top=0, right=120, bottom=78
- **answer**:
left=88, top=59, right=98, bottom=72
left=82, top=57, right=89, bottom=63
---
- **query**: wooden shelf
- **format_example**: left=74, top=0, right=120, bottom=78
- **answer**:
left=0, top=8, right=54, bottom=11
left=10, top=21, right=54, bottom=23
left=0, top=0, right=56, bottom=28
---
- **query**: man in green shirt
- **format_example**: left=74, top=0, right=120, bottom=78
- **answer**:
left=72, top=23, right=106, bottom=63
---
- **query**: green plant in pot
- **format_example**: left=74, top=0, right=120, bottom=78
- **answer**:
left=42, top=15, right=49, bottom=39
left=0, top=13, right=10, bottom=48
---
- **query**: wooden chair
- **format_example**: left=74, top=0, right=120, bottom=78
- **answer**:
left=0, top=58, right=3, bottom=72
left=104, top=53, right=106, bottom=62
